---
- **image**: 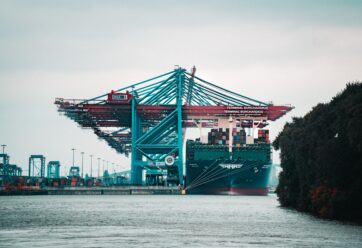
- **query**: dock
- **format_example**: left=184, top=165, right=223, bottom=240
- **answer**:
left=0, top=186, right=181, bottom=196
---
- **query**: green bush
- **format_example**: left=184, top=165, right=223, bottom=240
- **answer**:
left=274, top=82, right=362, bottom=223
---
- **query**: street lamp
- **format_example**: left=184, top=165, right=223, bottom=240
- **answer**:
left=81, top=151, right=84, bottom=178
left=90, top=154, right=93, bottom=177
left=97, top=158, right=100, bottom=177
left=71, top=148, right=76, bottom=166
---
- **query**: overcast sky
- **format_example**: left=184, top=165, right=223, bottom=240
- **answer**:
left=0, top=0, right=361, bottom=176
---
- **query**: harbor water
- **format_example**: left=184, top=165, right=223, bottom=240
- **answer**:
left=0, top=194, right=361, bottom=247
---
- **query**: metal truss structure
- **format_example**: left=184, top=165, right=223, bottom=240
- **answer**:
left=0, top=153, right=22, bottom=176
left=55, top=67, right=293, bottom=184
left=28, top=155, right=46, bottom=177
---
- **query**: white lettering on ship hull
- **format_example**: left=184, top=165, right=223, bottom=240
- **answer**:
left=219, top=164, right=243, bottom=169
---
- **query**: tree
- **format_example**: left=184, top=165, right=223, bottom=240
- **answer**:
left=274, top=82, right=362, bottom=223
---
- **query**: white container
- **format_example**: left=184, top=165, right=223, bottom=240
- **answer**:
left=246, top=135, right=254, bottom=144
left=200, top=135, right=208, bottom=144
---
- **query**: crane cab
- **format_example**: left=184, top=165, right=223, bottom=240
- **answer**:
left=107, top=90, right=133, bottom=104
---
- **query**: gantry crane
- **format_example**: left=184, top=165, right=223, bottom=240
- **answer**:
left=55, top=67, right=293, bottom=185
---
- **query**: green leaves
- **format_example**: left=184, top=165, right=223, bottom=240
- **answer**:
left=274, top=82, right=362, bottom=222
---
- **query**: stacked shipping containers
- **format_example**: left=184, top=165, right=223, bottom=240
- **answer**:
left=207, top=128, right=246, bottom=146
left=207, top=128, right=270, bottom=146
left=258, top=129, right=270, bottom=143
left=71, top=177, right=78, bottom=186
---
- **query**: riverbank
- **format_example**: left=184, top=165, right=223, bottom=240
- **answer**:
left=0, top=186, right=181, bottom=196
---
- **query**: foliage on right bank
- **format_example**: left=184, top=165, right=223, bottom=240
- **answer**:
left=273, top=82, right=362, bottom=223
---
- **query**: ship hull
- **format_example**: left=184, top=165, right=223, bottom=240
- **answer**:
left=185, top=142, right=272, bottom=196
left=186, top=159, right=271, bottom=195
left=187, top=187, right=269, bottom=196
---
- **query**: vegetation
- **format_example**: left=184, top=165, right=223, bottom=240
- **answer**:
left=273, top=82, right=362, bottom=223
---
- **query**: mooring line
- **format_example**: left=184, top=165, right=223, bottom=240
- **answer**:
left=187, top=165, right=251, bottom=190
left=187, top=161, right=259, bottom=190
left=186, top=164, right=228, bottom=190
left=186, top=159, right=222, bottom=189
left=187, top=160, right=254, bottom=190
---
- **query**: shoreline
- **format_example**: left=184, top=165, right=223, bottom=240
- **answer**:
left=0, top=186, right=181, bottom=196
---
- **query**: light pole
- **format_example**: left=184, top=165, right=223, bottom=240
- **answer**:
left=81, top=151, right=84, bottom=178
left=97, top=158, right=100, bottom=177
left=71, top=148, right=76, bottom=166
left=102, top=160, right=105, bottom=174
left=1, top=144, right=6, bottom=154
left=107, top=161, right=109, bottom=171
left=90, top=154, right=93, bottom=177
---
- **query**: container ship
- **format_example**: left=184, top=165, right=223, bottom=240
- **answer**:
left=186, top=126, right=272, bottom=195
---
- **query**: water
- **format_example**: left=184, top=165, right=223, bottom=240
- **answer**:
left=0, top=195, right=361, bottom=248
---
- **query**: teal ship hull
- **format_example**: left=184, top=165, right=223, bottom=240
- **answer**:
left=185, top=141, right=272, bottom=195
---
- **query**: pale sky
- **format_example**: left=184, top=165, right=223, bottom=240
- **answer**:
left=0, top=0, right=361, bottom=176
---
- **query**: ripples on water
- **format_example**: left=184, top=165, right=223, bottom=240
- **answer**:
left=0, top=195, right=361, bottom=247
